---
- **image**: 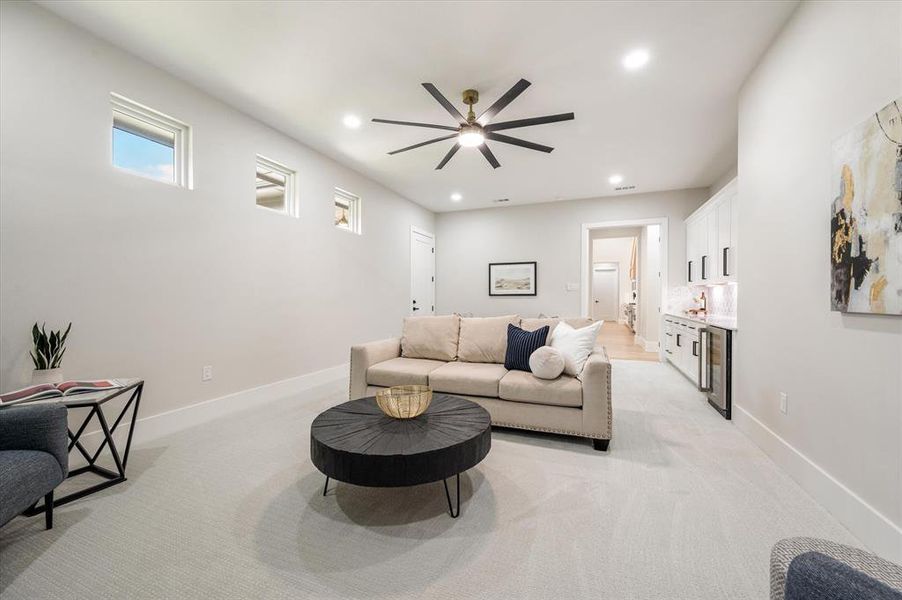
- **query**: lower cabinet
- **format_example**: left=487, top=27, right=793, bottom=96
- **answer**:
left=663, top=316, right=700, bottom=387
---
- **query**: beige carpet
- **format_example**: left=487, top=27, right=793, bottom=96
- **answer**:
left=0, top=360, right=858, bottom=599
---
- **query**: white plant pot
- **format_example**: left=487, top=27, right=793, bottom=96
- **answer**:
left=32, top=368, right=63, bottom=385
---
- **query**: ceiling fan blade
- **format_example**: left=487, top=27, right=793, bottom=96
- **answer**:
left=422, top=83, right=468, bottom=125
left=484, top=112, right=575, bottom=132
left=485, top=132, right=553, bottom=153
left=372, top=118, right=459, bottom=132
left=388, top=134, right=458, bottom=155
left=479, top=144, right=501, bottom=169
left=477, top=78, right=531, bottom=125
left=435, top=143, right=460, bottom=169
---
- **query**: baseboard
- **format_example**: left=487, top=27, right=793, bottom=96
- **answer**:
left=734, top=404, right=902, bottom=563
left=75, top=363, right=348, bottom=448
left=633, top=334, right=659, bottom=353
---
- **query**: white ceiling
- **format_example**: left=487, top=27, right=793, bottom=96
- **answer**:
left=39, top=1, right=797, bottom=213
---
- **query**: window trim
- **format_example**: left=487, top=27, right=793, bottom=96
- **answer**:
left=255, top=154, right=297, bottom=217
left=111, top=93, right=192, bottom=188
left=334, top=187, right=361, bottom=234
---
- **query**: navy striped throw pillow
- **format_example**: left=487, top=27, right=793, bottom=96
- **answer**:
left=504, top=324, right=550, bottom=372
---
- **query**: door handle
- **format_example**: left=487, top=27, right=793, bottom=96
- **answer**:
left=412, top=307, right=419, bottom=311
left=723, top=247, right=730, bottom=277
left=697, top=328, right=713, bottom=392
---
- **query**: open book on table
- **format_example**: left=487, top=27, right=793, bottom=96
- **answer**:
left=0, top=379, right=127, bottom=405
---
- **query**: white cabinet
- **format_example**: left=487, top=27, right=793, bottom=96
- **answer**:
left=716, top=197, right=732, bottom=279
left=685, top=178, right=738, bottom=284
left=663, top=316, right=700, bottom=386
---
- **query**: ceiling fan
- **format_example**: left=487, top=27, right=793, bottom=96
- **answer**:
left=372, top=78, right=574, bottom=170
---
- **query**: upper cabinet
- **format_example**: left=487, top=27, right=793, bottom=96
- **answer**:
left=685, top=178, right=738, bottom=284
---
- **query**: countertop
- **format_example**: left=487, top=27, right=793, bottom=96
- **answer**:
left=664, top=312, right=738, bottom=331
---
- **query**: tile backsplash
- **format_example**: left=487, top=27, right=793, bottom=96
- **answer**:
left=668, top=284, right=737, bottom=318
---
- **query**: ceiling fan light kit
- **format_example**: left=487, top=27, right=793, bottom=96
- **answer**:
left=373, top=78, right=574, bottom=170
left=458, top=124, right=485, bottom=148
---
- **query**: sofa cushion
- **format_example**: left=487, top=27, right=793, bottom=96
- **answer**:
left=499, top=370, right=583, bottom=408
left=519, top=318, right=559, bottom=343
left=367, top=357, right=447, bottom=388
left=520, top=318, right=596, bottom=344
left=552, top=321, right=603, bottom=376
left=529, top=346, right=566, bottom=380
left=401, top=315, right=460, bottom=361
left=0, top=450, right=64, bottom=526
left=458, top=315, right=519, bottom=363
left=428, top=362, right=509, bottom=397
left=504, top=324, right=549, bottom=371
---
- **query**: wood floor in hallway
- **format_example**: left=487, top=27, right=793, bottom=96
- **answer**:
left=596, top=321, right=659, bottom=362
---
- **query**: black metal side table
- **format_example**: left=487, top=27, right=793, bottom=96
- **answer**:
left=24, top=379, right=144, bottom=515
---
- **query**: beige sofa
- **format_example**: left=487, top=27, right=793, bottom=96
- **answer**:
left=349, top=314, right=612, bottom=451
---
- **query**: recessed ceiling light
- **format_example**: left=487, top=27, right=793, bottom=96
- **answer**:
left=343, top=114, right=361, bottom=129
left=622, top=49, right=650, bottom=71
left=450, top=193, right=462, bottom=202
left=608, top=174, right=624, bottom=185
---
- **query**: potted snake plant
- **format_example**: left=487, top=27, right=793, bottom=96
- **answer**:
left=30, top=322, right=71, bottom=384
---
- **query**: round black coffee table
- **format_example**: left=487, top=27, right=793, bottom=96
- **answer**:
left=310, top=394, right=491, bottom=518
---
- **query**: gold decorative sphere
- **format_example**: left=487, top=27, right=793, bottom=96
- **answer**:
left=376, top=385, right=432, bottom=419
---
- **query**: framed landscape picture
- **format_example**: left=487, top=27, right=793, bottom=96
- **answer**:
left=830, top=96, right=901, bottom=315
left=489, top=262, right=537, bottom=296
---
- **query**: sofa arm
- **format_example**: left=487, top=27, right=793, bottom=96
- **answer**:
left=578, top=345, right=612, bottom=441
left=349, top=338, right=401, bottom=400
left=0, top=403, right=69, bottom=477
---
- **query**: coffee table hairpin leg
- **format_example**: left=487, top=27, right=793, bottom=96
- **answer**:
left=321, top=473, right=461, bottom=518
left=443, top=473, right=460, bottom=518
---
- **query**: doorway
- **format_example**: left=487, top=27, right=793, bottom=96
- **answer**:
left=581, top=219, right=667, bottom=361
left=410, top=227, right=435, bottom=315
left=591, top=263, right=620, bottom=321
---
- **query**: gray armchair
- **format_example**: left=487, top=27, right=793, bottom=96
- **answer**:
left=771, top=537, right=902, bottom=600
left=0, top=403, right=69, bottom=529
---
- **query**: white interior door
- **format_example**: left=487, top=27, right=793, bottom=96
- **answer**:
left=410, top=228, right=435, bottom=315
left=592, top=263, right=619, bottom=321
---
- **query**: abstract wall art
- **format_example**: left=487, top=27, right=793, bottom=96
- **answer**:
left=831, top=96, right=902, bottom=315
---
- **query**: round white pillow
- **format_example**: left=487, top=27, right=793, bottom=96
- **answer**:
left=529, top=346, right=565, bottom=380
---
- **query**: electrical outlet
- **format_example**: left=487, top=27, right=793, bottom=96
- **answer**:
left=565, top=282, right=579, bottom=292
left=202, top=365, right=213, bottom=382
left=779, top=392, right=788, bottom=415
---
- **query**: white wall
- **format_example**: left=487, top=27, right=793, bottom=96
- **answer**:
left=592, top=235, right=637, bottom=315
left=435, top=189, right=706, bottom=317
left=0, top=2, right=434, bottom=417
left=638, top=224, right=662, bottom=345
left=708, top=165, right=738, bottom=197
left=736, top=0, right=901, bottom=560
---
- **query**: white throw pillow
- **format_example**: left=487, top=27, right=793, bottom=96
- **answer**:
left=550, top=320, right=602, bottom=376
left=529, top=346, right=565, bottom=380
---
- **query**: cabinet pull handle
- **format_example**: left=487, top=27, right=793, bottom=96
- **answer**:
left=676, top=333, right=681, bottom=347
left=687, top=260, right=693, bottom=283
left=692, top=340, right=698, bottom=357
left=701, top=255, right=707, bottom=280
left=723, top=247, right=730, bottom=277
